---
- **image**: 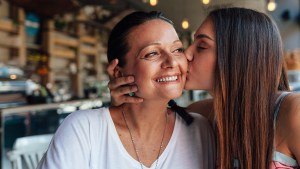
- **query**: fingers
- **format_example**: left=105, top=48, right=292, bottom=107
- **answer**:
left=111, top=84, right=137, bottom=96
left=108, top=76, right=135, bottom=90
left=107, top=59, right=119, bottom=79
left=106, top=59, right=144, bottom=106
left=122, top=96, right=143, bottom=103
left=111, top=96, right=143, bottom=106
left=110, top=85, right=143, bottom=106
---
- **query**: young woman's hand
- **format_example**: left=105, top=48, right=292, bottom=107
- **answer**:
left=106, top=59, right=143, bottom=106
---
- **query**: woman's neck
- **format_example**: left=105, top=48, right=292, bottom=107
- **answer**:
left=122, top=100, right=169, bottom=137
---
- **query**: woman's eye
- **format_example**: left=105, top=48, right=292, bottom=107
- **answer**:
left=197, top=42, right=208, bottom=51
left=173, top=48, right=185, bottom=53
left=197, top=46, right=208, bottom=50
left=144, top=51, right=159, bottom=59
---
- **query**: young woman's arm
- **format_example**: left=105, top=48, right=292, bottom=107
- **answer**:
left=186, top=99, right=215, bottom=122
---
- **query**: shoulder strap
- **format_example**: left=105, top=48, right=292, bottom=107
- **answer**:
left=274, top=92, right=292, bottom=127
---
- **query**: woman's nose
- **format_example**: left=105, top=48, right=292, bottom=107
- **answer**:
left=162, top=53, right=177, bottom=68
left=185, top=46, right=194, bottom=61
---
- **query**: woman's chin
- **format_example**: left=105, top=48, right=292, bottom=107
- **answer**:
left=162, top=90, right=183, bottom=100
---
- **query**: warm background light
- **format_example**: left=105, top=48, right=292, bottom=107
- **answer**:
left=10, top=74, right=17, bottom=80
left=202, top=0, right=210, bottom=5
left=182, top=19, right=189, bottom=29
left=149, top=0, right=158, bottom=6
left=267, top=1, right=277, bottom=11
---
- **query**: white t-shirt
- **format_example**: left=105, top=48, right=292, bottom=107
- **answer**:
left=37, top=107, right=216, bottom=169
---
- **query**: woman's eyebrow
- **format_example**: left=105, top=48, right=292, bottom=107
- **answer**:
left=194, top=34, right=214, bottom=41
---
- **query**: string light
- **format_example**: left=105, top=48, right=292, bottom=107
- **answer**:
left=10, top=74, right=17, bottom=80
left=182, top=18, right=189, bottom=29
left=267, top=0, right=277, bottom=12
left=149, top=0, right=158, bottom=6
left=202, top=0, right=210, bottom=5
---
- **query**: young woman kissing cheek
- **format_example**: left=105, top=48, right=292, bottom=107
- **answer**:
left=184, top=18, right=216, bottom=94
left=116, top=19, right=188, bottom=101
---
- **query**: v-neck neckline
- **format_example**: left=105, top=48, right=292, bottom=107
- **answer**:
left=105, top=108, right=181, bottom=169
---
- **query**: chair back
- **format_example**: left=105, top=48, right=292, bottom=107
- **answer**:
left=7, top=134, right=53, bottom=169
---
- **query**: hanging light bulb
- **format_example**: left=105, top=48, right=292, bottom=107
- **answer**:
left=182, top=18, right=189, bottom=30
left=202, top=0, right=210, bottom=5
left=10, top=74, right=17, bottom=80
left=267, top=0, right=277, bottom=12
left=149, top=0, right=158, bottom=6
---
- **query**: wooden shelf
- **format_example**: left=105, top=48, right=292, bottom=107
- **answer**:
left=0, top=34, right=21, bottom=48
left=26, top=43, right=42, bottom=50
left=54, top=32, right=79, bottom=48
left=0, top=19, right=16, bottom=32
left=41, top=14, right=106, bottom=99
left=81, top=36, right=97, bottom=44
left=0, top=5, right=108, bottom=100
left=80, top=35, right=97, bottom=56
left=0, top=8, right=26, bottom=66
left=52, top=48, right=76, bottom=59
left=80, top=45, right=97, bottom=56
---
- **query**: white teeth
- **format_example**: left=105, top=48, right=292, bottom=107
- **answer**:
left=156, top=76, right=178, bottom=82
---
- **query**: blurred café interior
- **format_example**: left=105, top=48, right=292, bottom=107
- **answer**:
left=0, top=0, right=299, bottom=168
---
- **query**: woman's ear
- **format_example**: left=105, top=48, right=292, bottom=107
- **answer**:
left=113, top=66, right=123, bottom=78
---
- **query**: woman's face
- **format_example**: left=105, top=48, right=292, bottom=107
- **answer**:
left=184, top=17, right=216, bottom=93
left=121, top=19, right=187, bottom=101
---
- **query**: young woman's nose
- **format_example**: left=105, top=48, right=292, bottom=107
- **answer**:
left=185, top=46, right=194, bottom=61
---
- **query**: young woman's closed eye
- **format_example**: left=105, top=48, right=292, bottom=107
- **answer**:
left=197, top=43, right=208, bottom=50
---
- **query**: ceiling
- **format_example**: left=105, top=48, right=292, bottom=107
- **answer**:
left=124, top=0, right=267, bottom=31
left=6, top=0, right=267, bottom=32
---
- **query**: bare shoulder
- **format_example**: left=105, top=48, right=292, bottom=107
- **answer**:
left=282, top=92, right=300, bottom=120
left=280, top=92, right=300, bottom=161
left=186, top=98, right=214, bottom=121
left=279, top=92, right=300, bottom=128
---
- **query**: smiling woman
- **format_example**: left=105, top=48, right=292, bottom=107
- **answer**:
left=115, top=19, right=187, bottom=100
left=36, top=11, right=216, bottom=169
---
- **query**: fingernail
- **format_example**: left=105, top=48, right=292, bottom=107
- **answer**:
left=132, top=86, right=138, bottom=91
left=128, top=76, right=134, bottom=81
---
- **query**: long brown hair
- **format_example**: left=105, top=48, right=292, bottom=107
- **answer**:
left=210, top=8, right=289, bottom=169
